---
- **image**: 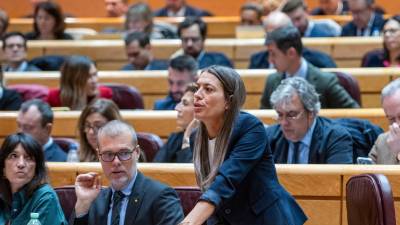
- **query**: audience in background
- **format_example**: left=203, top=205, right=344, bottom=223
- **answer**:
left=125, top=3, right=177, bottom=39
left=104, top=0, right=128, bottom=17
left=78, top=98, right=122, bottom=162
left=240, top=2, right=263, bottom=26
left=282, top=0, right=341, bottom=37
left=177, top=17, right=233, bottom=69
left=311, top=0, right=349, bottom=15
left=25, top=1, right=73, bottom=40
left=70, top=120, right=184, bottom=225
left=0, top=9, right=8, bottom=37
left=154, top=83, right=197, bottom=162
left=0, top=65, right=23, bottom=110
left=266, top=77, right=353, bottom=164
left=0, top=133, right=67, bottom=225
left=249, top=11, right=337, bottom=69
left=47, top=56, right=113, bottom=110
left=341, top=0, right=384, bottom=36
left=122, top=31, right=168, bottom=70
left=154, top=55, right=197, bottom=110
left=154, top=0, right=212, bottom=17
left=362, top=15, right=400, bottom=67
left=2, top=32, right=41, bottom=72
left=369, top=79, right=400, bottom=164
left=17, top=99, right=67, bottom=162
left=260, top=25, right=359, bottom=109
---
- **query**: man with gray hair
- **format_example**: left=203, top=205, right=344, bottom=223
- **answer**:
left=71, top=120, right=184, bottom=224
left=369, top=79, right=400, bottom=164
left=265, top=77, right=353, bottom=164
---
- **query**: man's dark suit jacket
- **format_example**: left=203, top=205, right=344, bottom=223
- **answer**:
left=0, top=89, right=22, bottom=110
left=70, top=172, right=184, bottom=225
left=249, top=48, right=337, bottom=69
left=260, top=62, right=360, bottom=109
left=198, top=52, right=233, bottom=69
left=194, top=112, right=307, bottom=225
left=121, top=60, right=169, bottom=71
left=341, top=13, right=385, bottom=36
left=154, top=5, right=212, bottom=17
left=153, top=132, right=192, bottom=163
left=45, top=140, right=67, bottom=162
left=266, top=116, right=353, bottom=164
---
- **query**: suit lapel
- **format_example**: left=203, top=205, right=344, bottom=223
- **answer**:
left=124, top=172, right=145, bottom=225
left=95, top=188, right=112, bottom=225
left=308, top=118, right=322, bottom=163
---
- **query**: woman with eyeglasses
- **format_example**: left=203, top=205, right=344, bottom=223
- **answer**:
left=179, top=66, right=306, bottom=225
left=362, top=15, right=400, bottom=67
left=0, top=133, right=66, bottom=225
left=47, top=55, right=113, bottom=110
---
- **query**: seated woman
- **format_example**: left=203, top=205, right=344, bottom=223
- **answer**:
left=47, top=55, right=113, bottom=110
left=78, top=98, right=122, bottom=162
left=179, top=66, right=307, bottom=225
left=153, top=83, right=197, bottom=162
left=362, top=15, right=400, bottom=67
left=0, top=133, right=66, bottom=225
left=0, top=65, right=23, bottom=110
left=25, top=1, right=73, bottom=40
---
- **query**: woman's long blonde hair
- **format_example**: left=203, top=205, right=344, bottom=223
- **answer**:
left=193, top=66, right=246, bottom=191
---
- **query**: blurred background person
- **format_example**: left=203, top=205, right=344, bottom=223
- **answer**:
left=25, top=1, right=73, bottom=40
left=154, top=0, right=212, bottom=17
left=0, top=8, right=9, bottom=37
left=0, top=65, right=22, bottom=110
left=240, top=2, right=263, bottom=26
left=47, top=56, right=113, bottom=110
left=0, top=133, right=67, bottom=224
left=153, top=83, right=197, bottom=162
left=311, top=0, right=349, bottom=15
left=104, top=0, right=128, bottom=17
left=362, top=15, right=400, bottom=67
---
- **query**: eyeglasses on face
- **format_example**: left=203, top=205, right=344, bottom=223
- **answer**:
left=274, top=110, right=306, bottom=122
left=181, top=37, right=202, bottom=43
left=98, top=146, right=139, bottom=162
left=383, top=28, right=400, bottom=36
left=84, top=123, right=105, bottom=134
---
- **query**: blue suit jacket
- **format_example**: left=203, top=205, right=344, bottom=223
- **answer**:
left=121, top=60, right=169, bottom=71
left=341, top=13, right=385, bottom=36
left=198, top=52, right=233, bottom=69
left=249, top=48, right=337, bottom=69
left=153, top=132, right=193, bottom=163
left=154, top=5, right=212, bottom=17
left=196, top=112, right=307, bottom=225
left=45, top=140, right=67, bottom=162
left=308, top=22, right=337, bottom=37
left=153, top=94, right=177, bottom=110
left=266, top=116, right=353, bottom=164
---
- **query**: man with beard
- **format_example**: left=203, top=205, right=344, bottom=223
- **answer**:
left=154, top=55, right=198, bottom=110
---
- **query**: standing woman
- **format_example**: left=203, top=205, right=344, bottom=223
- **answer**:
left=180, top=66, right=307, bottom=225
left=0, top=133, right=66, bottom=225
left=47, top=55, right=113, bottom=110
left=25, top=1, right=73, bottom=40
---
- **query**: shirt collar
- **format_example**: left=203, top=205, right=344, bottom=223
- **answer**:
left=286, top=58, right=308, bottom=78
left=0, top=87, right=3, bottom=100
left=357, top=12, right=376, bottom=36
left=167, top=6, right=186, bottom=17
left=5, top=61, right=28, bottom=72
left=298, top=117, right=317, bottom=148
left=196, top=50, right=206, bottom=62
left=111, top=169, right=137, bottom=196
left=304, top=20, right=314, bottom=37
left=43, top=137, right=53, bottom=152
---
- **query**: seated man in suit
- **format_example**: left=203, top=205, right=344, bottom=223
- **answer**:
left=369, top=79, right=400, bottom=164
left=282, top=0, right=341, bottom=37
left=2, top=32, right=41, bottom=72
left=121, top=31, right=168, bottom=70
left=249, top=11, right=337, bottom=69
left=177, top=17, right=233, bottom=69
left=71, top=120, right=184, bottom=225
left=154, top=0, right=212, bottom=17
left=266, top=77, right=353, bottom=164
left=104, top=0, right=128, bottom=17
left=240, top=2, right=263, bottom=26
left=260, top=25, right=359, bottom=109
left=16, top=99, right=67, bottom=162
left=341, top=0, right=384, bottom=36
left=154, top=55, right=198, bottom=110
left=311, top=0, right=349, bottom=15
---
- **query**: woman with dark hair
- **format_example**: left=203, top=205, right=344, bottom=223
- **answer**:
left=179, top=66, right=307, bottom=225
left=77, top=98, right=122, bottom=162
left=362, top=15, right=400, bottom=67
left=0, top=65, right=23, bottom=110
left=0, top=133, right=66, bottom=225
left=47, top=55, right=113, bottom=110
left=25, top=1, right=73, bottom=40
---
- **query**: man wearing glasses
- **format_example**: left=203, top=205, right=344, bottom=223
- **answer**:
left=265, top=77, right=353, bottom=164
left=71, top=120, right=184, bottom=225
left=177, top=17, right=233, bottom=69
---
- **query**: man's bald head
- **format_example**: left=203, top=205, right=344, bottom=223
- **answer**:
left=263, top=11, right=293, bottom=32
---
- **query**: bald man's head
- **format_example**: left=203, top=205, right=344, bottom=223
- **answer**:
left=263, top=11, right=293, bottom=32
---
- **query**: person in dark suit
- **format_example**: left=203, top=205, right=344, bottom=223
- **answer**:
left=260, top=25, right=359, bottom=109
left=177, top=17, right=233, bottom=69
left=0, top=66, right=23, bottom=111
left=341, top=0, right=384, bottom=36
left=16, top=99, right=67, bottom=162
left=266, top=77, right=353, bottom=164
left=154, top=0, right=212, bottom=17
left=121, top=31, right=168, bottom=71
left=311, top=0, right=349, bottom=15
left=71, top=120, right=184, bottom=225
left=179, top=66, right=307, bottom=225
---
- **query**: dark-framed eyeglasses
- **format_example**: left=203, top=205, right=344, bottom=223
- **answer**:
left=98, top=146, right=139, bottom=162
left=84, top=123, right=105, bottom=134
left=274, top=110, right=306, bottom=122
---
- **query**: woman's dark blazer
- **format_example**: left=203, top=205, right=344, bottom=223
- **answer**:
left=196, top=112, right=307, bottom=225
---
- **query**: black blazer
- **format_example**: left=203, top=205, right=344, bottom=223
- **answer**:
left=154, top=5, right=212, bottom=17
left=0, top=89, right=22, bottom=111
left=153, top=132, right=193, bottom=163
left=266, top=116, right=354, bottom=164
left=341, top=13, right=385, bottom=36
left=70, top=172, right=184, bottom=225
